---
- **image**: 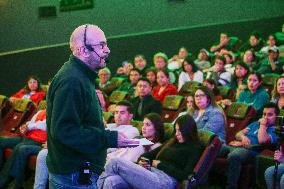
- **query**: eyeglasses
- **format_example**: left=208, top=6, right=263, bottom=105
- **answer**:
left=194, top=94, right=206, bottom=98
left=88, top=42, right=108, bottom=49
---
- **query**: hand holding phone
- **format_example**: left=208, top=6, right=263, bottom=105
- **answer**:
left=139, top=157, right=151, bottom=170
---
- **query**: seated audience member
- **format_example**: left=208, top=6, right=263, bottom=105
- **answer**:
left=10, top=75, right=45, bottom=105
left=97, top=67, right=116, bottom=96
left=259, top=34, right=278, bottom=58
left=178, top=57, right=204, bottom=91
left=116, top=61, right=134, bottom=78
left=210, top=32, right=236, bottom=53
left=275, top=23, right=284, bottom=45
left=242, top=49, right=258, bottom=71
left=237, top=72, right=270, bottom=116
left=194, top=48, right=211, bottom=71
left=168, top=47, right=189, bottom=71
left=240, top=31, right=264, bottom=52
left=0, top=109, right=47, bottom=189
left=97, top=114, right=203, bottom=189
left=153, top=52, right=177, bottom=84
left=271, top=76, right=284, bottom=110
left=130, top=78, right=162, bottom=121
left=205, top=56, right=232, bottom=86
left=145, top=68, right=158, bottom=88
left=152, top=69, right=178, bottom=103
left=265, top=147, right=284, bottom=189
left=223, top=52, right=236, bottom=74
left=193, top=86, right=226, bottom=141
left=255, top=46, right=283, bottom=74
left=106, top=101, right=139, bottom=141
left=117, top=68, right=142, bottom=98
left=98, top=67, right=111, bottom=88
left=202, top=79, right=222, bottom=101
left=175, top=94, right=195, bottom=122
left=107, top=113, right=164, bottom=163
left=229, top=61, right=249, bottom=93
left=96, top=89, right=107, bottom=112
left=134, top=55, right=148, bottom=76
left=220, top=102, right=278, bottom=189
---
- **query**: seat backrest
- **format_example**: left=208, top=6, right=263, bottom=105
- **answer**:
left=262, top=73, right=280, bottom=96
left=41, top=84, right=49, bottom=94
left=110, top=77, right=127, bottom=86
left=217, top=86, right=235, bottom=100
left=163, top=122, right=174, bottom=141
left=108, top=90, right=128, bottom=104
left=103, top=111, right=114, bottom=123
left=184, top=131, right=222, bottom=189
left=37, top=100, right=47, bottom=111
left=229, top=36, right=241, bottom=51
left=161, top=95, right=185, bottom=122
left=131, top=120, right=143, bottom=134
left=0, top=95, right=11, bottom=117
left=1, top=98, right=37, bottom=133
left=178, top=81, right=201, bottom=96
left=225, top=102, right=256, bottom=143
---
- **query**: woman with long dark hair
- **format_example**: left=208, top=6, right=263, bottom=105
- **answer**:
left=10, top=75, right=45, bottom=105
left=97, top=114, right=203, bottom=189
left=193, top=86, right=226, bottom=141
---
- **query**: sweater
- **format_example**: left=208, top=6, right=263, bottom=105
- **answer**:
left=140, top=140, right=203, bottom=182
left=46, top=55, right=117, bottom=175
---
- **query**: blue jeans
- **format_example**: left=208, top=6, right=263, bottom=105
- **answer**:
left=97, top=158, right=177, bottom=189
left=265, top=164, right=284, bottom=189
left=34, top=149, right=48, bottom=189
left=0, top=136, right=21, bottom=169
left=0, top=137, right=41, bottom=188
left=49, top=171, right=99, bottom=189
left=220, top=145, right=257, bottom=189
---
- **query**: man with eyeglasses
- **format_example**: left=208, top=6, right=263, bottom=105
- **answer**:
left=220, top=102, right=279, bottom=189
left=46, top=24, right=132, bottom=188
left=130, top=78, right=162, bottom=120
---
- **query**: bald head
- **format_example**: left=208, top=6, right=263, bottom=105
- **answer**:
left=69, top=24, right=110, bottom=71
left=70, top=24, right=106, bottom=52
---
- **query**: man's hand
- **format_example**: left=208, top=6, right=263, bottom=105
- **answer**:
left=19, top=123, right=28, bottom=135
left=259, top=118, right=268, bottom=129
left=117, top=132, right=139, bottom=147
left=275, top=147, right=284, bottom=163
left=241, top=135, right=251, bottom=148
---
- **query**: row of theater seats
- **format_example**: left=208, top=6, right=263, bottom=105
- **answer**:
left=0, top=95, right=47, bottom=172
left=1, top=84, right=282, bottom=188
left=103, top=78, right=283, bottom=188
left=0, top=95, right=224, bottom=188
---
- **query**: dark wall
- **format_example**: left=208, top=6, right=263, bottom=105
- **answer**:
left=1, top=0, right=284, bottom=53
left=1, top=15, right=283, bottom=96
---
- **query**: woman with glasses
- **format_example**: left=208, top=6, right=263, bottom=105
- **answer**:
left=193, top=86, right=226, bottom=141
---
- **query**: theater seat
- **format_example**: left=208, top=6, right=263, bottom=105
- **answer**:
left=103, top=111, right=114, bottom=123
left=178, top=81, right=201, bottom=96
left=161, top=95, right=185, bottom=123
left=1, top=98, right=37, bottom=135
left=0, top=95, right=12, bottom=118
left=179, top=131, right=222, bottom=189
left=224, top=102, right=256, bottom=143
